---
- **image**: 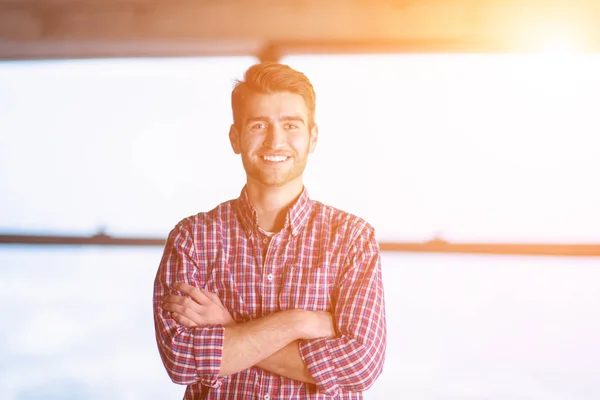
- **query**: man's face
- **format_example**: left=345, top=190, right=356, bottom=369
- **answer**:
left=230, top=91, right=318, bottom=189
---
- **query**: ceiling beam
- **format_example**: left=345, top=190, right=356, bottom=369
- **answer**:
left=1, top=0, right=599, bottom=60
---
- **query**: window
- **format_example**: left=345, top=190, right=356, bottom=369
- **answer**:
left=1, top=55, right=599, bottom=400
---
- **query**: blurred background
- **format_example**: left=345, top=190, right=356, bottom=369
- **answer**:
left=1, top=1, right=600, bottom=399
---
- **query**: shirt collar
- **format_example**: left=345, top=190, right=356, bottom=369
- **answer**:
left=234, top=185, right=312, bottom=237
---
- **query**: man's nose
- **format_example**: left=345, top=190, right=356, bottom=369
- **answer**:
left=263, top=125, right=286, bottom=149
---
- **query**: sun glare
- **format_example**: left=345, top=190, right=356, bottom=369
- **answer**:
left=540, top=37, right=579, bottom=55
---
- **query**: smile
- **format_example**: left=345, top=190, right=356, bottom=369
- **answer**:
left=262, top=155, right=289, bottom=162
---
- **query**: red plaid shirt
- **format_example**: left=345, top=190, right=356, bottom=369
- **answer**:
left=154, top=187, right=386, bottom=399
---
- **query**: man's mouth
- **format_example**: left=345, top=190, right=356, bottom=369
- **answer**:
left=262, top=155, right=289, bottom=162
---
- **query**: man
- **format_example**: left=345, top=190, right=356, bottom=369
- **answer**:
left=153, top=62, right=386, bottom=399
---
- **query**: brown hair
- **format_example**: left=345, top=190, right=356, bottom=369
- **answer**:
left=231, top=62, right=316, bottom=128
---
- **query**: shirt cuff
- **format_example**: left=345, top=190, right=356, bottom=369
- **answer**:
left=194, top=325, right=226, bottom=388
left=298, top=338, right=339, bottom=396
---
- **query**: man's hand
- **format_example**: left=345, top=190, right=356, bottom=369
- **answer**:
left=162, top=282, right=235, bottom=328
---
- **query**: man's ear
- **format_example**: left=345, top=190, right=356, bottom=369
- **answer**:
left=309, top=123, right=319, bottom=153
left=229, top=124, right=241, bottom=154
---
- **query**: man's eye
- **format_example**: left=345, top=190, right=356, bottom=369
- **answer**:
left=285, top=124, right=298, bottom=130
left=251, top=123, right=267, bottom=130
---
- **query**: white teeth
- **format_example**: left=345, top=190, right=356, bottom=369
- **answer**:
left=263, top=155, right=288, bottom=162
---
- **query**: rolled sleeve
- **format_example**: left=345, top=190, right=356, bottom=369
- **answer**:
left=194, top=325, right=225, bottom=388
left=300, top=224, right=387, bottom=393
left=156, top=322, right=226, bottom=386
left=299, top=338, right=339, bottom=395
left=153, top=221, right=226, bottom=386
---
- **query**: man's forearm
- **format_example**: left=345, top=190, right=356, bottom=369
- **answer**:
left=256, top=341, right=315, bottom=383
left=161, top=283, right=335, bottom=380
left=255, top=311, right=336, bottom=384
left=218, top=309, right=309, bottom=377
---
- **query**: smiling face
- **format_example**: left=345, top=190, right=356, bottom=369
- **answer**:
left=229, top=91, right=318, bottom=192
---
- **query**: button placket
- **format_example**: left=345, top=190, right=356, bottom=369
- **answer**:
left=261, top=232, right=284, bottom=315
left=264, top=238, right=274, bottom=283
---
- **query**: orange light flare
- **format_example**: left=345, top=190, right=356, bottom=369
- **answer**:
left=513, top=4, right=599, bottom=55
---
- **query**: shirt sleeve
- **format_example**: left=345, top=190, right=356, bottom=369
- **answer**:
left=153, top=221, right=226, bottom=387
left=298, top=223, right=387, bottom=395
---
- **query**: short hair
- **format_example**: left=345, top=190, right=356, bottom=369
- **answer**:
left=231, top=62, right=316, bottom=128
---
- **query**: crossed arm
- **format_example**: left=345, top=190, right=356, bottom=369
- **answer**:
left=154, top=222, right=386, bottom=393
left=161, top=282, right=334, bottom=382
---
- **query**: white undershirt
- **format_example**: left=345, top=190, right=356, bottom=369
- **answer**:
left=258, top=227, right=276, bottom=237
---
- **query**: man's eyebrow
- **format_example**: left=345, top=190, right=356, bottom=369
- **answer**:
left=280, top=115, right=306, bottom=123
left=246, top=116, right=270, bottom=123
left=246, top=115, right=306, bottom=123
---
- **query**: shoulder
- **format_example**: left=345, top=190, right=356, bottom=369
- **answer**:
left=310, top=200, right=376, bottom=242
left=170, top=199, right=236, bottom=237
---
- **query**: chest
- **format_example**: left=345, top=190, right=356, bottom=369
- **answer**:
left=202, top=231, right=347, bottom=321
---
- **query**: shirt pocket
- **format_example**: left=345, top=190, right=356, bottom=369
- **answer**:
left=278, top=263, right=334, bottom=312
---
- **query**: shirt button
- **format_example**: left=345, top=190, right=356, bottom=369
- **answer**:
left=264, top=395, right=270, bottom=400
left=263, top=238, right=269, bottom=244
left=267, top=273, right=273, bottom=282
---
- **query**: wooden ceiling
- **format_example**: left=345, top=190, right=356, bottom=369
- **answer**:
left=1, top=0, right=599, bottom=60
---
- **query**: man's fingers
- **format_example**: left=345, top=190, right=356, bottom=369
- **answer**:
left=168, top=284, right=234, bottom=326
left=163, top=300, right=204, bottom=324
left=173, top=282, right=212, bottom=304
left=163, top=295, right=203, bottom=314
left=162, top=302, right=206, bottom=326
left=171, top=312, right=198, bottom=328
left=200, top=288, right=224, bottom=305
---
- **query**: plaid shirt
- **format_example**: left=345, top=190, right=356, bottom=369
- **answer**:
left=154, top=187, right=386, bottom=399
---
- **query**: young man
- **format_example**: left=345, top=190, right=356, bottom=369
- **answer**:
left=153, top=62, right=386, bottom=399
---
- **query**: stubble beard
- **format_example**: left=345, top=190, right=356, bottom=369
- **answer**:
left=242, top=154, right=308, bottom=188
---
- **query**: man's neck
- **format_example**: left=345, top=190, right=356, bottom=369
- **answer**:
left=246, top=180, right=303, bottom=233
